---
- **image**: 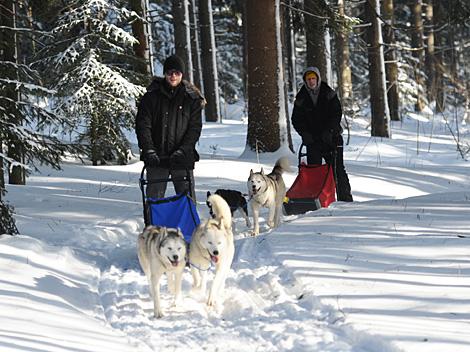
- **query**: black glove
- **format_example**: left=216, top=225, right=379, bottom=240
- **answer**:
left=301, top=133, right=314, bottom=145
left=321, top=130, right=337, bottom=148
left=170, top=149, right=186, bottom=163
left=143, top=149, right=160, bottom=167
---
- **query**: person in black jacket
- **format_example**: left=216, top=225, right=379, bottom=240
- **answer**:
left=135, top=55, right=205, bottom=200
left=291, top=67, right=353, bottom=202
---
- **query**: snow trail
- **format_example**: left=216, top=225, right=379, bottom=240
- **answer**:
left=97, top=226, right=401, bottom=352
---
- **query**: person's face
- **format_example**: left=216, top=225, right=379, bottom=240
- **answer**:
left=306, top=75, right=318, bottom=89
left=165, top=70, right=183, bottom=87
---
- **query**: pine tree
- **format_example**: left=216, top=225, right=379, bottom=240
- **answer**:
left=37, top=0, right=145, bottom=165
left=1, top=0, right=77, bottom=233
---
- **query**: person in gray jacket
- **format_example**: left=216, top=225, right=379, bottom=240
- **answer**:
left=135, top=55, right=205, bottom=200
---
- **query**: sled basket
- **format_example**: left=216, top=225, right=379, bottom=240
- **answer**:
left=139, top=166, right=200, bottom=243
left=283, top=145, right=336, bottom=215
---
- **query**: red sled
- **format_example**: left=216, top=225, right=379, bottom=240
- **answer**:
left=283, top=146, right=336, bottom=215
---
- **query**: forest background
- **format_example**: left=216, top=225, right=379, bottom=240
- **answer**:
left=1, top=0, right=469, bottom=233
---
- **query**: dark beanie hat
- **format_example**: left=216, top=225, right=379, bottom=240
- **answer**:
left=163, top=55, right=185, bottom=75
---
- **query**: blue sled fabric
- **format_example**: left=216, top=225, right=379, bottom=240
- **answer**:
left=148, top=193, right=200, bottom=243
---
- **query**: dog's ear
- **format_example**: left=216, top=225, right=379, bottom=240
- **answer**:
left=207, top=190, right=211, bottom=197
left=250, top=169, right=253, bottom=176
left=176, top=227, right=184, bottom=239
left=154, top=227, right=166, bottom=254
left=260, top=167, right=265, bottom=175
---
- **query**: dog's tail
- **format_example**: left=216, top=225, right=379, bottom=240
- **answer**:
left=271, top=156, right=290, bottom=178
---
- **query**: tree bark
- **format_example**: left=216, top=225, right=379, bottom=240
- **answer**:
left=304, top=0, right=327, bottom=79
left=424, top=0, right=435, bottom=103
left=2, top=0, right=25, bottom=184
left=189, top=0, right=202, bottom=89
left=365, top=0, right=391, bottom=137
left=382, top=0, right=400, bottom=121
left=245, top=0, right=288, bottom=153
left=411, top=0, right=426, bottom=111
left=239, top=0, right=248, bottom=112
left=129, top=0, right=151, bottom=75
left=284, top=0, right=297, bottom=95
left=173, top=0, right=193, bottom=82
left=335, top=0, right=352, bottom=110
left=198, top=0, right=220, bottom=121
left=433, top=1, right=445, bottom=112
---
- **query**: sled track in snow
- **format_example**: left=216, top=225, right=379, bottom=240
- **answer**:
left=97, top=232, right=396, bottom=351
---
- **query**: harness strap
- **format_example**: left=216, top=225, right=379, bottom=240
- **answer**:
left=189, top=261, right=211, bottom=271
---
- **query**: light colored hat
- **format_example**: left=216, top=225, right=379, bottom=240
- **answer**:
left=305, top=71, right=318, bottom=80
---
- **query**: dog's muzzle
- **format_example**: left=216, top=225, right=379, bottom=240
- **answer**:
left=210, top=250, right=219, bottom=263
left=168, top=255, right=180, bottom=267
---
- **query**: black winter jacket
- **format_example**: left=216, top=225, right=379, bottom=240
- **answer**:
left=291, top=81, right=343, bottom=147
left=135, top=77, right=205, bottom=169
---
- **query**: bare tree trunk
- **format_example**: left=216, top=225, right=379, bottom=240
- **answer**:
left=280, top=2, right=294, bottom=151
left=365, top=0, right=391, bottom=137
left=434, top=1, right=445, bottom=112
left=0, top=142, right=4, bottom=190
left=246, top=0, right=288, bottom=153
left=424, top=0, right=435, bottom=103
left=129, top=0, right=151, bottom=75
left=382, top=0, right=400, bottom=121
left=304, top=0, right=328, bottom=77
left=284, top=0, right=297, bottom=95
left=173, top=0, right=193, bottom=82
left=189, top=0, right=202, bottom=89
left=4, top=0, right=25, bottom=185
left=411, top=0, right=426, bottom=111
left=239, top=0, right=248, bottom=113
left=198, top=0, right=220, bottom=121
left=335, top=0, right=352, bottom=109
left=90, top=113, right=99, bottom=166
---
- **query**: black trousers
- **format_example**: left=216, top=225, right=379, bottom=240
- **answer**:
left=146, top=167, right=196, bottom=201
left=306, top=139, right=353, bottom=202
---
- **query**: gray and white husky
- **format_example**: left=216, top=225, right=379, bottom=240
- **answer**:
left=247, top=157, right=289, bottom=235
left=190, top=194, right=234, bottom=307
left=137, top=225, right=187, bottom=318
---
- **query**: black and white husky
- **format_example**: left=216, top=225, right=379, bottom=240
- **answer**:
left=247, top=157, right=289, bottom=235
left=206, top=189, right=251, bottom=227
left=137, top=225, right=187, bottom=318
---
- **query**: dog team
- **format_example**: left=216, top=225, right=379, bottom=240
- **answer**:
left=137, top=157, right=289, bottom=318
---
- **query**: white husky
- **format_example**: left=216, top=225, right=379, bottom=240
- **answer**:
left=247, top=157, right=289, bottom=235
left=137, top=225, right=187, bottom=318
left=189, top=194, right=234, bottom=307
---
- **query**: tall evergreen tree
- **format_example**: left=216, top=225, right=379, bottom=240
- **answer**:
left=365, top=0, right=391, bottom=137
left=245, top=0, right=289, bottom=153
left=173, top=0, right=193, bottom=82
left=199, top=0, right=221, bottom=122
left=37, top=0, right=145, bottom=165
left=1, top=0, right=76, bottom=233
left=382, top=0, right=400, bottom=121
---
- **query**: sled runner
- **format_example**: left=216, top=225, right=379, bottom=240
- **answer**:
left=139, top=166, right=200, bottom=243
left=283, top=144, right=336, bottom=215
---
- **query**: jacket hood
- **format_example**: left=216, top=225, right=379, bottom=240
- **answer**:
left=303, top=66, right=322, bottom=87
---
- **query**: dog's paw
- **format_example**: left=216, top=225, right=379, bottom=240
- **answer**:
left=152, top=311, right=164, bottom=319
left=206, top=297, right=216, bottom=307
left=267, top=220, right=275, bottom=228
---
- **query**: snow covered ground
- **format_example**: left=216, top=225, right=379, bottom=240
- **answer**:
left=1, top=113, right=470, bottom=352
